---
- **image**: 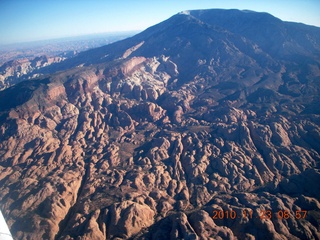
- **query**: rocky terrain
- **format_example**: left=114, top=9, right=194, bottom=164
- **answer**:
left=0, top=32, right=136, bottom=91
left=0, top=55, right=66, bottom=91
left=0, top=9, right=320, bottom=239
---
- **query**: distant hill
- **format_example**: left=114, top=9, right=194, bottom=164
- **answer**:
left=0, top=9, right=319, bottom=240
left=0, top=32, right=137, bottom=90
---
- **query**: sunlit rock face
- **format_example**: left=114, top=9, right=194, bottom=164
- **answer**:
left=0, top=55, right=66, bottom=91
left=0, top=9, right=320, bottom=240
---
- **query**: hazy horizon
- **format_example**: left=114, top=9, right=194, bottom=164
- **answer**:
left=0, top=30, right=139, bottom=49
left=1, top=0, right=319, bottom=45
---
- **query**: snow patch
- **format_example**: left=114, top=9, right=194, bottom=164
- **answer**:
left=179, top=10, right=190, bottom=15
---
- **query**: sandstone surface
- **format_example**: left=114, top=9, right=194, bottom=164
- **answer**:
left=0, top=9, right=320, bottom=240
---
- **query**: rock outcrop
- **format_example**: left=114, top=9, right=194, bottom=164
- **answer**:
left=0, top=55, right=65, bottom=91
left=0, top=9, right=319, bottom=240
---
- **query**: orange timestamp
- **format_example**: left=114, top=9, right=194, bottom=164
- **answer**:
left=212, top=209, right=308, bottom=220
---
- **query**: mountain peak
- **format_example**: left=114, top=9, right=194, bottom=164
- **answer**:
left=1, top=9, right=320, bottom=239
left=18, top=9, right=320, bottom=83
left=178, top=10, right=190, bottom=15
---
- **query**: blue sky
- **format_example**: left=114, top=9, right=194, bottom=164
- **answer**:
left=0, top=0, right=319, bottom=45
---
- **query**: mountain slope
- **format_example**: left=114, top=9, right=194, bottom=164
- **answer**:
left=189, top=9, right=320, bottom=58
left=38, top=9, right=320, bottom=71
left=0, top=9, right=320, bottom=240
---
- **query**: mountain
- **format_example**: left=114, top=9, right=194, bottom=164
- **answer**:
left=0, top=55, right=66, bottom=91
left=0, top=9, right=320, bottom=240
left=0, top=31, right=136, bottom=91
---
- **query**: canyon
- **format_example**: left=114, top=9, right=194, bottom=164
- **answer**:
left=0, top=9, right=319, bottom=239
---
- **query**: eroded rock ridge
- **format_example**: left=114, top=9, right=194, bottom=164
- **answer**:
left=0, top=9, right=320, bottom=240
